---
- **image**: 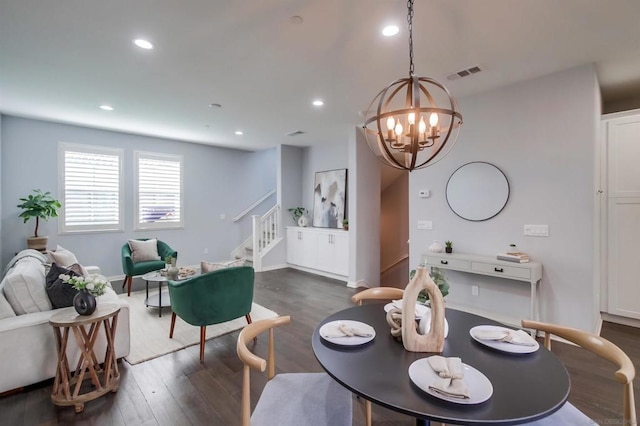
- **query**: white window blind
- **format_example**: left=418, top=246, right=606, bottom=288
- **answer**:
left=58, top=143, right=123, bottom=233
left=135, top=151, right=183, bottom=230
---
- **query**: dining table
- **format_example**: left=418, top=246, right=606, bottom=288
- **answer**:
left=312, top=304, right=571, bottom=425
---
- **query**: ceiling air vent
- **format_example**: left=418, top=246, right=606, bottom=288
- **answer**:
left=446, top=64, right=484, bottom=81
left=287, top=130, right=306, bottom=137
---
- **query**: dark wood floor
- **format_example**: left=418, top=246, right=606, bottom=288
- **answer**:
left=1, top=268, right=638, bottom=425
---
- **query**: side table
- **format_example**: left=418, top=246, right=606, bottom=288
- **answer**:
left=49, top=303, right=121, bottom=413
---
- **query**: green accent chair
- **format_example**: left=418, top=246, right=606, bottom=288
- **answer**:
left=121, top=239, right=177, bottom=296
left=168, top=266, right=255, bottom=362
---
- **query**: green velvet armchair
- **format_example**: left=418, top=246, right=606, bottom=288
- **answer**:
left=121, top=239, right=177, bottom=296
left=168, top=266, right=255, bottom=362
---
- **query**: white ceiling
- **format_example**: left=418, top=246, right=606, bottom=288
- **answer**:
left=1, top=0, right=639, bottom=152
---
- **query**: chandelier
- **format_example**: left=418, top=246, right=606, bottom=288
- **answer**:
left=363, top=0, right=463, bottom=171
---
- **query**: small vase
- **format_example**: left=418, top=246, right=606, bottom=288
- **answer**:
left=428, top=240, right=444, bottom=253
left=167, top=266, right=179, bottom=280
left=298, top=216, right=308, bottom=227
left=73, top=290, right=97, bottom=316
left=445, top=247, right=452, bottom=253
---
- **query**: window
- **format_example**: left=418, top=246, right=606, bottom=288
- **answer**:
left=134, top=151, right=183, bottom=230
left=58, top=143, right=124, bottom=233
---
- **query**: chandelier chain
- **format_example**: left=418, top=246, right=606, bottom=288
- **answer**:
left=407, top=0, right=414, bottom=76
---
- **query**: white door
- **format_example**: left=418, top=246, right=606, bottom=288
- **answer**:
left=606, top=115, right=640, bottom=318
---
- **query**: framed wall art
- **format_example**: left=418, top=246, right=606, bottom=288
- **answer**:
left=312, top=168, right=347, bottom=228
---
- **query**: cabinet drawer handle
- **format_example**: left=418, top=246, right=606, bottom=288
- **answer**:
left=440, top=260, right=448, bottom=265
left=494, top=267, right=504, bottom=273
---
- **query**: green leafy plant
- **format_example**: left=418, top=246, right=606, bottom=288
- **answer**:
left=17, top=189, right=62, bottom=237
left=410, top=267, right=450, bottom=303
left=445, top=240, right=453, bottom=248
left=342, top=219, right=348, bottom=226
left=59, top=274, right=108, bottom=297
left=288, top=207, right=308, bottom=222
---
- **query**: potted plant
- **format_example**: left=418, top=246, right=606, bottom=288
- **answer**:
left=445, top=240, right=453, bottom=253
left=17, top=189, right=61, bottom=251
left=410, top=267, right=450, bottom=304
left=342, top=219, right=349, bottom=231
left=288, top=207, right=308, bottom=227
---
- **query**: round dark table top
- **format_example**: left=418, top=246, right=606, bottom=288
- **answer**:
left=312, top=304, right=570, bottom=425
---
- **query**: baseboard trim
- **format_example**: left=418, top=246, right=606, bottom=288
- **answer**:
left=601, top=312, right=640, bottom=329
left=348, top=280, right=370, bottom=289
left=260, top=264, right=288, bottom=272
left=286, top=264, right=348, bottom=283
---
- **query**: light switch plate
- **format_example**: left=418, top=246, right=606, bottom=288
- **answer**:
left=418, top=189, right=430, bottom=198
left=524, top=224, right=549, bottom=236
left=417, top=220, right=433, bottom=230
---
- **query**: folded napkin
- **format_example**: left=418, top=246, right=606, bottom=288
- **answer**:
left=474, top=328, right=537, bottom=346
left=426, top=356, right=470, bottom=399
left=392, top=300, right=428, bottom=317
left=321, top=322, right=374, bottom=338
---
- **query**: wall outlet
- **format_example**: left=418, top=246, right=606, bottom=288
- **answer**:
left=417, top=220, right=433, bottom=230
left=418, top=189, right=430, bottom=198
left=524, top=224, right=549, bottom=236
left=472, top=285, right=479, bottom=296
left=203, top=248, right=209, bottom=254
left=219, top=213, right=226, bottom=220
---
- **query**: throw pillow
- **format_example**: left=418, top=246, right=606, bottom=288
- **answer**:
left=2, top=257, right=52, bottom=315
left=129, top=239, right=161, bottom=263
left=201, top=258, right=246, bottom=273
left=49, top=245, right=79, bottom=267
left=45, top=263, right=81, bottom=309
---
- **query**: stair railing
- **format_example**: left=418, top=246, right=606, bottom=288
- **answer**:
left=251, top=204, right=281, bottom=270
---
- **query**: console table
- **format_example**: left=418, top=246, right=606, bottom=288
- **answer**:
left=422, top=252, right=543, bottom=327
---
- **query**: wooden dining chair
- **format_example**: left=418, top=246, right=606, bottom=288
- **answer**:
left=351, top=287, right=404, bottom=305
left=521, top=319, right=637, bottom=426
left=236, top=315, right=352, bottom=426
left=350, top=286, right=404, bottom=426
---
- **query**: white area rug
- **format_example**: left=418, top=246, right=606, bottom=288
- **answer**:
left=120, top=290, right=277, bottom=365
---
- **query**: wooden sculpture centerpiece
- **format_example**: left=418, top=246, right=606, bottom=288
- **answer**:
left=401, top=266, right=445, bottom=352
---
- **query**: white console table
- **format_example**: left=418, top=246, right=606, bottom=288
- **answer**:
left=422, top=252, right=543, bottom=329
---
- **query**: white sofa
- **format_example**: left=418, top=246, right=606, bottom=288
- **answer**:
left=0, top=250, right=130, bottom=394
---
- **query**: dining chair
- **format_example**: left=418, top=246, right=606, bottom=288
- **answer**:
left=236, top=315, right=352, bottom=426
left=351, top=287, right=404, bottom=305
left=521, top=319, right=637, bottom=426
left=350, top=286, right=404, bottom=426
left=168, top=266, right=254, bottom=362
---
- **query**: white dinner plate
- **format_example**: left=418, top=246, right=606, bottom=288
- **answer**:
left=384, top=301, right=429, bottom=318
left=469, top=325, right=539, bottom=354
left=319, top=320, right=376, bottom=346
left=408, top=358, right=493, bottom=404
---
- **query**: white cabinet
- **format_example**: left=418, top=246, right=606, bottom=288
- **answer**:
left=286, top=227, right=349, bottom=278
left=286, top=228, right=318, bottom=269
left=604, top=113, right=640, bottom=319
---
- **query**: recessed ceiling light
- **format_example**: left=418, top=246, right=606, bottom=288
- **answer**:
left=133, top=39, right=154, bottom=49
left=312, top=100, right=324, bottom=106
left=235, top=130, right=243, bottom=135
left=209, top=103, right=222, bottom=108
left=99, top=105, right=114, bottom=111
left=290, top=15, right=303, bottom=24
left=382, top=25, right=399, bottom=37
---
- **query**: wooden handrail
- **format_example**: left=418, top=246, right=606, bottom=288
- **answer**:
left=381, top=254, right=409, bottom=275
left=233, top=189, right=276, bottom=222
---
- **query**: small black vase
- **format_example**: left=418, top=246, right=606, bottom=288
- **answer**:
left=445, top=247, right=453, bottom=253
left=73, top=289, right=97, bottom=315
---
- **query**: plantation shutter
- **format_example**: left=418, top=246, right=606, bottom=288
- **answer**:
left=136, top=152, right=183, bottom=229
left=61, top=145, right=123, bottom=232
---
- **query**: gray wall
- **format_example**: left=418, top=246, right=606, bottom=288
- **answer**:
left=302, top=142, right=348, bottom=221
left=409, top=64, right=600, bottom=331
left=348, top=129, right=380, bottom=288
left=1, top=116, right=276, bottom=277
left=0, top=115, right=2, bottom=252
left=279, top=145, right=304, bottom=227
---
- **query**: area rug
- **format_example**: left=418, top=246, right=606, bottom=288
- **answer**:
left=119, top=290, right=278, bottom=364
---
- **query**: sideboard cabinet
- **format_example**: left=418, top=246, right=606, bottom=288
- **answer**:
left=286, top=227, right=349, bottom=278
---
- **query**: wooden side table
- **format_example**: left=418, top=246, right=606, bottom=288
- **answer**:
left=49, top=303, right=121, bottom=413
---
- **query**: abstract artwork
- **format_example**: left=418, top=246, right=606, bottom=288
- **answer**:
left=313, top=169, right=347, bottom=228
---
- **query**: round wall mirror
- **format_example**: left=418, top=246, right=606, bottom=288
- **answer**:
left=446, top=162, right=509, bottom=221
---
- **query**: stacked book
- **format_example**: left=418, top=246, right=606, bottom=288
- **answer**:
left=497, top=251, right=530, bottom=263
